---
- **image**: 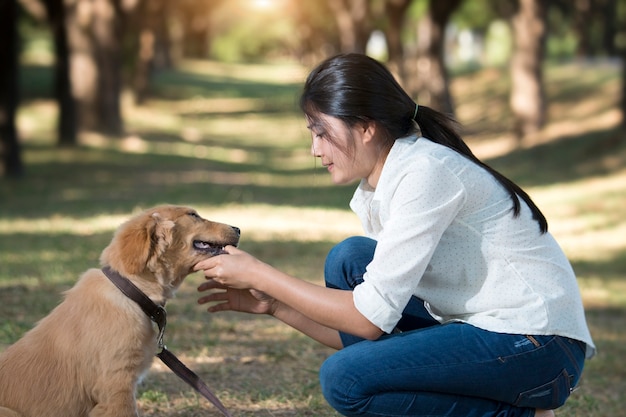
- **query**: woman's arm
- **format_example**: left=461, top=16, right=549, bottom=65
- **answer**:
left=272, top=301, right=344, bottom=349
left=195, top=247, right=384, bottom=344
left=198, top=279, right=344, bottom=348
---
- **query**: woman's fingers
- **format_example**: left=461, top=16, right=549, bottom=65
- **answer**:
left=198, top=279, right=226, bottom=292
left=198, top=290, right=227, bottom=304
left=206, top=301, right=231, bottom=313
left=197, top=279, right=229, bottom=308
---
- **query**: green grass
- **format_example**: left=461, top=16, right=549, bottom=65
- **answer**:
left=2, top=58, right=625, bottom=416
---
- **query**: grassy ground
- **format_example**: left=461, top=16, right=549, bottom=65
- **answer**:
left=1, top=59, right=625, bottom=416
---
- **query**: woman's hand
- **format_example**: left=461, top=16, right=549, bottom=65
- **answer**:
left=194, top=245, right=258, bottom=290
left=198, top=279, right=276, bottom=315
left=195, top=246, right=275, bottom=315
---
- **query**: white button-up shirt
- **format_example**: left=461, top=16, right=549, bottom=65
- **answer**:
left=350, top=135, right=595, bottom=357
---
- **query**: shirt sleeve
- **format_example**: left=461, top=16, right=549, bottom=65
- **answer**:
left=353, top=156, right=467, bottom=333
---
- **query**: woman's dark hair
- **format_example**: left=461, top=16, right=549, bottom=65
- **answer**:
left=300, top=53, right=548, bottom=233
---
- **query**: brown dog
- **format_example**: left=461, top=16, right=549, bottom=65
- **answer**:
left=0, top=205, right=240, bottom=417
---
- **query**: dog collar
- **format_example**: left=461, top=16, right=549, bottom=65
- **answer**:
left=101, top=266, right=233, bottom=417
left=101, top=266, right=167, bottom=350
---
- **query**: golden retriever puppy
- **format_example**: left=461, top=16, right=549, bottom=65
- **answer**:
left=0, top=205, right=240, bottom=417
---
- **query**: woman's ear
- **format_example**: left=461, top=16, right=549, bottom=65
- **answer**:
left=360, top=121, right=377, bottom=145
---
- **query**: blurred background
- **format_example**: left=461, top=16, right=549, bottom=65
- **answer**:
left=1, top=0, right=625, bottom=165
left=1, top=1, right=625, bottom=416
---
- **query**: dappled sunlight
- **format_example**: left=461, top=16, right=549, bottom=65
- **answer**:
left=178, top=59, right=307, bottom=85
left=527, top=169, right=626, bottom=311
left=468, top=134, right=519, bottom=159
left=129, top=95, right=287, bottom=120
left=579, top=278, right=626, bottom=308
left=548, top=87, right=618, bottom=123
left=80, top=132, right=262, bottom=163
left=171, top=97, right=265, bottom=116
left=530, top=169, right=626, bottom=261
left=528, top=108, right=621, bottom=148
left=457, top=61, right=621, bottom=159
left=0, top=212, right=129, bottom=235
left=194, top=115, right=307, bottom=146
left=196, top=205, right=362, bottom=242
left=0, top=205, right=361, bottom=242
left=16, top=100, right=57, bottom=143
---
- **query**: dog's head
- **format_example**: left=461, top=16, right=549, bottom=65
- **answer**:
left=100, top=205, right=240, bottom=296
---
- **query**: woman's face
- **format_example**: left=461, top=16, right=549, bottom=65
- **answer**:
left=307, top=113, right=384, bottom=187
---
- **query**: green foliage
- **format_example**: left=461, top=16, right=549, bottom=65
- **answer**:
left=452, top=0, right=499, bottom=31
left=484, top=20, right=512, bottom=66
left=140, top=390, right=169, bottom=404
left=211, top=18, right=296, bottom=63
left=209, top=1, right=300, bottom=63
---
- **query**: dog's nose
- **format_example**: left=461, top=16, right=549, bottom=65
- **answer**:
left=231, top=226, right=241, bottom=236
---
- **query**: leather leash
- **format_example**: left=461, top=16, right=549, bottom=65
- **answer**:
left=102, top=266, right=234, bottom=417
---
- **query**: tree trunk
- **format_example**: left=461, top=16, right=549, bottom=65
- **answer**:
left=0, top=0, right=24, bottom=178
left=412, top=0, right=462, bottom=115
left=180, top=9, right=211, bottom=58
left=44, top=0, right=78, bottom=146
left=328, top=0, right=373, bottom=54
left=132, top=0, right=167, bottom=104
left=65, top=0, right=124, bottom=136
left=621, top=50, right=626, bottom=130
left=510, top=0, right=547, bottom=140
left=384, top=0, right=412, bottom=86
left=573, top=0, right=592, bottom=57
left=599, top=0, right=617, bottom=56
left=292, top=1, right=339, bottom=66
left=177, top=0, right=225, bottom=59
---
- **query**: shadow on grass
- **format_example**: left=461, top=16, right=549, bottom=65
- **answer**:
left=570, top=249, right=626, bottom=283
left=151, top=67, right=303, bottom=103
left=0, top=143, right=355, bottom=219
left=19, top=63, right=303, bottom=106
left=4, top=126, right=623, bottom=221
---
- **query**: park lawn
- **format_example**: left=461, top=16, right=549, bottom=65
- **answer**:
left=1, top=59, right=625, bottom=416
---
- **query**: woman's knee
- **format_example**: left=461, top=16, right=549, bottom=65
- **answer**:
left=320, top=352, right=365, bottom=416
left=324, top=236, right=376, bottom=290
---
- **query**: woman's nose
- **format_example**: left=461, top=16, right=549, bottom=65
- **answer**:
left=311, top=136, right=321, bottom=157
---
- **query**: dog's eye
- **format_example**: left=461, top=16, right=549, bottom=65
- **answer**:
left=188, top=211, right=201, bottom=220
left=193, top=240, right=211, bottom=250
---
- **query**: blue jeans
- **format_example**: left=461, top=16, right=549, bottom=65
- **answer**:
left=321, top=236, right=586, bottom=417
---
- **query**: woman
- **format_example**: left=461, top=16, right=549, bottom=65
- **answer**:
left=195, top=53, right=595, bottom=417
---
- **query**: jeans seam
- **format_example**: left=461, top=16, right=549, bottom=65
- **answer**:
left=554, top=336, right=583, bottom=376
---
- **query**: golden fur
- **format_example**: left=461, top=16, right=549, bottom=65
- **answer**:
left=0, top=205, right=240, bottom=417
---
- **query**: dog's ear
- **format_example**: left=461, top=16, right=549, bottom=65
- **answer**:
left=100, top=210, right=175, bottom=275
left=145, top=213, right=176, bottom=272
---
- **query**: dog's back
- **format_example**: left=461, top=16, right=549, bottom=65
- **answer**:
left=0, top=269, right=155, bottom=417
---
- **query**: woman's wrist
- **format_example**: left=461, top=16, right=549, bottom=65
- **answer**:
left=269, top=298, right=283, bottom=317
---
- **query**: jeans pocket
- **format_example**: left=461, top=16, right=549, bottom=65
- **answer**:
left=514, top=368, right=572, bottom=409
